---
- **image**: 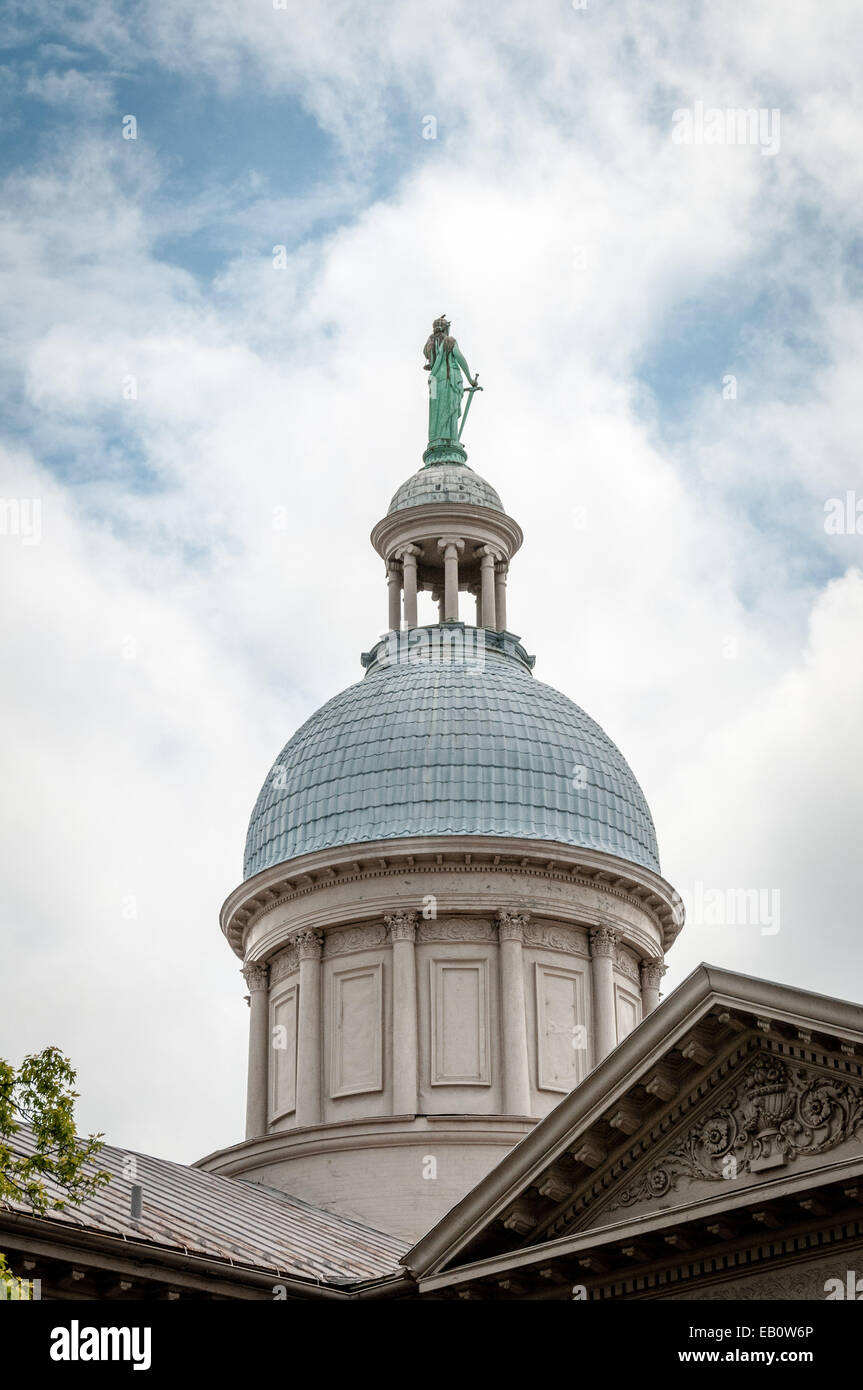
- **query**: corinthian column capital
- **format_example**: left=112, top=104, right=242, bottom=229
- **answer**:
left=590, top=924, right=619, bottom=958
left=641, top=958, right=667, bottom=990
left=497, top=908, right=530, bottom=942
left=242, top=961, right=269, bottom=992
left=385, top=910, right=418, bottom=943
left=295, top=930, right=324, bottom=962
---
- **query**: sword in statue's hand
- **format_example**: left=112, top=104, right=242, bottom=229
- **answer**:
left=457, top=374, right=483, bottom=442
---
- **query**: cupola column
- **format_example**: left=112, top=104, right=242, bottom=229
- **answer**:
left=396, top=545, right=421, bottom=628
left=438, top=536, right=464, bottom=621
left=494, top=560, right=508, bottom=631
left=242, top=961, right=270, bottom=1139
left=295, top=931, right=324, bottom=1126
left=476, top=546, right=499, bottom=629
left=641, top=958, right=666, bottom=1016
left=470, top=583, right=482, bottom=627
left=386, top=558, right=402, bottom=632
left=590, top=924, right=620, bottom=1063
left=497, top=910, right=532, bottom=1116
left=387, top=912, right=419, bottom=1114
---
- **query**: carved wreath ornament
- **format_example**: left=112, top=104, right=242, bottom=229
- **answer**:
left=610, top=1056, right=863, bottom=1210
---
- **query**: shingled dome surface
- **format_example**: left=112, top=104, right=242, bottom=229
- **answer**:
left=388, top=463, right=504, bottom=514
left=244, top=648, right=659, bottom=879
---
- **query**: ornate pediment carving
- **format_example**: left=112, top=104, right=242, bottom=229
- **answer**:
left=605, top=1054, right=863, bottom=1213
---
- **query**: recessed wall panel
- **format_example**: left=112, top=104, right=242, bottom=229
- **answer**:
left=535, top=964, right=588, bottom=1093
left=270, top=985, right=298, bottom=1120
left=615, top=984, right=641, bottom=1043
left=430, top=960, right=490, bottom=1085
left=330, top=963, right=383, bottom=1098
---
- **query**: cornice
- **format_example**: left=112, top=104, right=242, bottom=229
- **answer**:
left=221, top=836, right=680, bottom=958
left=371, top=502, right=523, bottom=564
left=196, top=1115, right=538, bottom=1179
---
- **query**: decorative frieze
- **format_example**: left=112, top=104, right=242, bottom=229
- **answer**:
left=524, top=922, right=590, bottom=957
left=270, top=945, right=299, bottom=983
left=418, top=917, right=496, bottom=944
left=614, top=946, right=641, bottom=984
left=324, top=924, right=388, bottom=957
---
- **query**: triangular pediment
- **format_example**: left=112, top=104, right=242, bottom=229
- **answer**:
left=404, top=965, right=863, bottom=1290
left=577, top=1042, right=863, bottom=1233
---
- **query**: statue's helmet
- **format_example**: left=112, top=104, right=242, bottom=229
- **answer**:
left=433, top=315, right=450, bottom=332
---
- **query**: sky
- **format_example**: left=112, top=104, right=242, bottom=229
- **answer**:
left=1, top=0, right=862, bottom=1165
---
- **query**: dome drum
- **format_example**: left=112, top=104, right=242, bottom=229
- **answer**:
left=209, top=847, right=675, bottom=1241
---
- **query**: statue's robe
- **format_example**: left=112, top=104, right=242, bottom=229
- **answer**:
left=426, top=335, right=472, bottom=443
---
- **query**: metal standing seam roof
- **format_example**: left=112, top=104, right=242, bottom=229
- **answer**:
left=244, top=644, right=660, bottom=880
left=388, top=462, right=504, bottom=514
left=2, top=1127, right=407, bottom=1285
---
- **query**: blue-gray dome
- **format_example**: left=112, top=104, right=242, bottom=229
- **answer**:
left=388, top=463, right=504, bottom=515
left=244, top=641, right=659, bottom=880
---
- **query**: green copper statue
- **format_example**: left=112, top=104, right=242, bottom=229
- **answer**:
left=422, top=315, right=481, bottom=464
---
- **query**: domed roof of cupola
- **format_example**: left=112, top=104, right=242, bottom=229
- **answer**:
left=243, top=633, right=660, bottom=881
left=388, top=462, right=504, bottom=515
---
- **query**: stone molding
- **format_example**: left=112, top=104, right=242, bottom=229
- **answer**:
left=222, top=839, right=679, bottom=957
left=590, top=1222, right=863, bottom=1303
left=667, top=1252, right=859, bottom=1302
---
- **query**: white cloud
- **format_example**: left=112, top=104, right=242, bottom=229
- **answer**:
left=1, top=0, right=862, bottom=1159
left=25, top=68, right=114, bottom=113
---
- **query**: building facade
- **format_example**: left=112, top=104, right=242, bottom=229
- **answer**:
left=196, top=439, right=680, bottom=1243
left=3, top=338, right=862, bottom=1300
